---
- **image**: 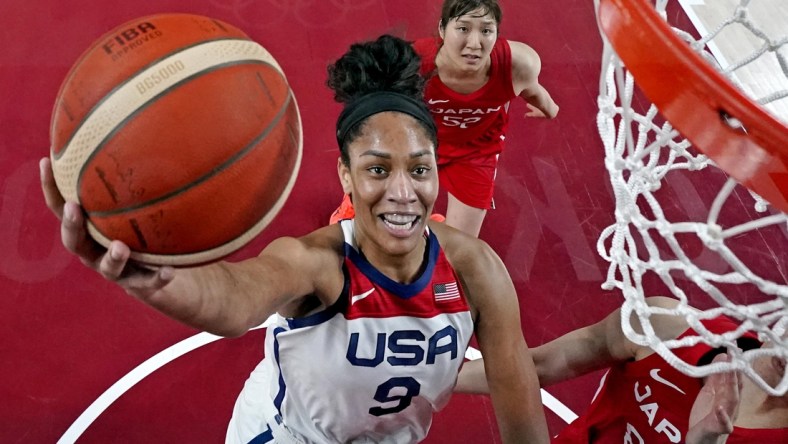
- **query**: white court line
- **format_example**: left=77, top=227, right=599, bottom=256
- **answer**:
left=57, top=319, right=274, bottom=444
left=540, top=389, right=579, bottom=424
left=57, top=331, right=223, bottom=443
left=60, top=321, right=578, bottom=442
left=464, top=347, right=578, bottom=424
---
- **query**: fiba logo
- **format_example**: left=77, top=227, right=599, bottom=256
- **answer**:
left=101, top=22, right=162, bottom=60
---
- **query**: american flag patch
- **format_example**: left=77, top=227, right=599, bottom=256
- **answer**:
left=433, top=282, right=460, bottom=302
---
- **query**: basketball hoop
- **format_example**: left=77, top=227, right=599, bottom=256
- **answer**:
left=595, top=0, right=788, bottom=395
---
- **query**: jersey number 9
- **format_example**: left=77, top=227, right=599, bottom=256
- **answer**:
left=369, top=377, right=421, bottom=416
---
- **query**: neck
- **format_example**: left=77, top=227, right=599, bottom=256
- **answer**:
left=355, top=231, right=427, bottom=285
left=735, top=378, right=788, bottom=428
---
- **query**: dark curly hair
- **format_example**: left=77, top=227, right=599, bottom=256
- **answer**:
left=327, top=34, right=437, bottom=164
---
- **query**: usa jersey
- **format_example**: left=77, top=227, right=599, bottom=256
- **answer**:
left=413, top=37, right=517, bottom=160
left=227, top=220, right=474, bottom=444
left=553, top=317, right=759, bottom=444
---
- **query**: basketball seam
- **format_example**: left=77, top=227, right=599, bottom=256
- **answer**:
left=52, top=39, right=282, bottom=204
left=85, top=86, right=292, bottom=218
left=52, top=37, right=267, bottom=161
left=87, top=95, right=304, bottom=265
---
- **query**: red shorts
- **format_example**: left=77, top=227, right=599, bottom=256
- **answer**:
left=438, top=153, right=499, bottom=210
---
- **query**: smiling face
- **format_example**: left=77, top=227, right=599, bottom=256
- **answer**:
left=338, top=112, right=438, bottom=261
left=439, top=8, right=499, bottom=73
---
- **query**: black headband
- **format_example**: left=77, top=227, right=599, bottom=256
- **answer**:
left=335, top=91, right=437, bottom=148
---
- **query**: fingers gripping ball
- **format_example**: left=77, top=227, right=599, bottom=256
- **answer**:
left=50, top=14, right=302, bottom=266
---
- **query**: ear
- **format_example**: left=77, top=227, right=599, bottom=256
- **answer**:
left=438, top=20, right=445, bottom=40
left=337, top=157, right=352, bottom=194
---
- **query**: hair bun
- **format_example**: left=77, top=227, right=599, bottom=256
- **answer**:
left=327, top=35, right=425, bottom=104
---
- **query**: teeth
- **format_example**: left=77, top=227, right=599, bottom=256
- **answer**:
left=383, top=219, right=415, bottom=231
left=383, top=214, right=418, bottom=225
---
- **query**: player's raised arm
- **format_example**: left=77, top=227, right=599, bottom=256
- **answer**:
left=456, top=296, right=692, bottom=392
left=40, top=156, right=336, bottom=337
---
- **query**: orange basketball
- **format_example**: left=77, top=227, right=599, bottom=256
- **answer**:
left=50, top=14, right=302, bottom=266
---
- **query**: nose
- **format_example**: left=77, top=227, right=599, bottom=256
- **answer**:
left=387, top=171, right=416, bottom=204
left=466, top=30, right=481, bottom=49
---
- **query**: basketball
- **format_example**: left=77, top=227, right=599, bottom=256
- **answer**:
left=49, top=13, right=303, bottom=266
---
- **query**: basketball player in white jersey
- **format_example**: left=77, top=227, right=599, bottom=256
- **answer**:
left=40, top=34, right=549, bottom=443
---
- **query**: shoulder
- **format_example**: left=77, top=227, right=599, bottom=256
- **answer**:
left=636, top=296, right=690, bottom=337
left=259, top=224, right=345, bottom=292
left=430, top=222, right=500, bottom=273
left=629, top=296, right=691, bottom=359
left=585, top=296, right=688, bottom=362
left=265, top=224, right=343, bottom=260
left=507, top=40, right=542, bottom=81
left=429, top=222, right=509, bottom=313
left=507, top=40, right=539, bottom=62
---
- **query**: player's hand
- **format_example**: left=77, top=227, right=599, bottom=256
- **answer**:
left=39, top=157, right=174, bottom=295
left=524, top=103, right=559, bottom=119
left=686, top=353, right=741, bottom=444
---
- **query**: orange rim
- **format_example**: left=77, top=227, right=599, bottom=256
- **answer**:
left=598, top=0, right=788, bottom=213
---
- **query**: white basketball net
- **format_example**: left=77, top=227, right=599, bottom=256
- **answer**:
left=595, top=0, right=788, bottom=395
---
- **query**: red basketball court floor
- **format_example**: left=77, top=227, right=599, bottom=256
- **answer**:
left=2, top=0, right=785, bottom=442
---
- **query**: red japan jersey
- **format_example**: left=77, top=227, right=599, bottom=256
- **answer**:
left=728, top=426, right=788, bottom=443
left=413, top=37, right=517, bottom=160
left=553, top=316, right=760, bottom=444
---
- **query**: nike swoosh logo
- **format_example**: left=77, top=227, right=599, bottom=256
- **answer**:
left=650, top=369, right=686, bottom=394
left=351, top=288, right=375, bottom=305
left=428, top=99, right=449, bottom=104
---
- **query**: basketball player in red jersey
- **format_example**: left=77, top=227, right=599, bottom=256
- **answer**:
left=455, top=296, right=787, bottom=443
left=331, top=0, right=559, bottom=237
left=40, top=35, right=548, bottom=444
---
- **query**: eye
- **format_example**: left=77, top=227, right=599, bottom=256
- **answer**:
left=368, top=166, right=387, bottom=176
left=457, top=26, right=467, bottom=32
left=412, top=166, right=431, bottom=176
